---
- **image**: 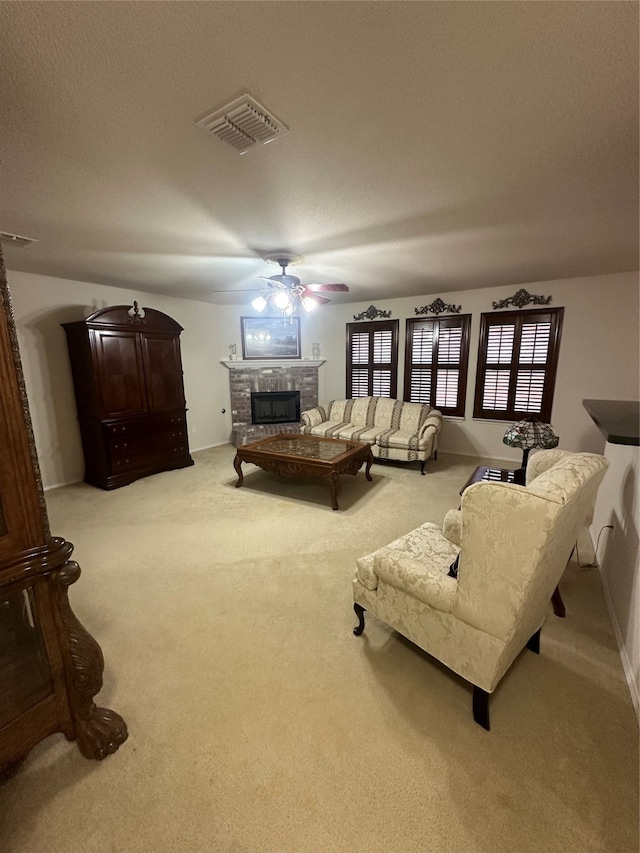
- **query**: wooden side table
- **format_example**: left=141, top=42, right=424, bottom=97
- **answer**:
left=460, top=465, right=523, bottom=495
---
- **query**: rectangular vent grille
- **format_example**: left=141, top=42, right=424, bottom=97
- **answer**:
left=0, top=231, right=37, bottom=247
left=195, top=94, right=288, bottom=154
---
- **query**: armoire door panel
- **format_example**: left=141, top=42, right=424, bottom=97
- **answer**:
left=93, top=330, right=147, bottom=416
left=141, top=334, right=185, bottom=411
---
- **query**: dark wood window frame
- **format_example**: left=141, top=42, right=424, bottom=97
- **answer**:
left=403, top=314, right=471, bottom=417
left=473, top=307, right=564, bottom=422
left=346, top=320, right=399, bottom=399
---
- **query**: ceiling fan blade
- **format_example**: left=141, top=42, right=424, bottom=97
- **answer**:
left=210, top=287, right=267, bottom=293
left=301, top=289, right=332, bottom=305
left=258, top=276, right=287, bottom=288
left=304, top=283, right=349, bottom=292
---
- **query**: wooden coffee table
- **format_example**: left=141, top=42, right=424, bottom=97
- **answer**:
left=233, top=433, right=374, bottom=510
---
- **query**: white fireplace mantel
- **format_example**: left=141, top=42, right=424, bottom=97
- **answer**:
left=221, top=359, right=325, bottom=369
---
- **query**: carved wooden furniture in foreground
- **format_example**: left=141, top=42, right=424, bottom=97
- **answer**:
left=63, top=303, right=193, bottom=490
left=0, top=257, right=127, bottom=776
left=234, top=433, right=374, bottom=510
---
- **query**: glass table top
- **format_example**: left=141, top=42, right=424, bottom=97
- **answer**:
left=251, top=435, right=355, bottom=460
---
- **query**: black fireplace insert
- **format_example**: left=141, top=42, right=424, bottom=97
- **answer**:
left=251, top=391, right=301, bottom=425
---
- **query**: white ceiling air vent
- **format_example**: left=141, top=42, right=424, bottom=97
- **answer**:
left=195, top=94, right=288, bottom=155
left=0, top=231, right=37, bottom=247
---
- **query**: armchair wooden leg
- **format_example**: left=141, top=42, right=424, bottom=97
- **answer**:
left=420, top=461, right=426, bottom=475
left=526, top=628, right=541, bottom=654
left=551, top=585, right=566, bottom=618
left=472, top=686, right=490, bottom=731
left=353, top=603, right=366, bottom=636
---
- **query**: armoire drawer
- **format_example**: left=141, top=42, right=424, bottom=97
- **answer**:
left=107, top=437, right=151, bottom=471
left=103, top=418, right=150, bottom=440
left=154, top=426, right=187, bottom=449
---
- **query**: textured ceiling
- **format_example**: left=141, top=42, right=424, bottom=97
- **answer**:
left=0, top=1, right=638, bottom=306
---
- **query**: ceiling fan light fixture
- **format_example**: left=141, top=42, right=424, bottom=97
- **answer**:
left=274, top=290, right=290, bottom=311
left=251, top=295, right=268, bottom=312
left=301, top=296, right=317, bottom=312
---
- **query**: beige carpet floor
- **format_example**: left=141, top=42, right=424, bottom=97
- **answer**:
left=0, top=446, right=637, bottom=853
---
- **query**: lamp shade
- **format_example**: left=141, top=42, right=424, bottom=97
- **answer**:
left=503, top=416, right=559, bottom=471
left=503, top=417, right=559, bottom=452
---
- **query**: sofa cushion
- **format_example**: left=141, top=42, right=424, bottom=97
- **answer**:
left=307, top=420, right=352, bottom=438
left=326, top=399, right=353, bottom=424
left=370, top=397, right=402, bottom=430
left=398, top=400, right=432, bottom=434
left=355, top=521, right=458, bottom=591
left=333, top=425, right=381, bottom=443
left=376, top=429, right=431, bottom=451
left=347, top=397, right=376, bottom=427
left=375, top=550, right=457, bottom=612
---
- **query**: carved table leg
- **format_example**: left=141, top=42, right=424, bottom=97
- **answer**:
left=233, top=453, right=244, bottom=488
left=54, top=560, right=128, bottom=760
left=365, top=448, right=374, bottom=481
left=330, top=471, right=340, bottom=510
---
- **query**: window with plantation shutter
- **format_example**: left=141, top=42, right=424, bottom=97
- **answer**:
left=404, top=315, right=471, bottom=416
left=346, top=320, right=398, bottom=399
left=473, top=308, right=563, bottom=422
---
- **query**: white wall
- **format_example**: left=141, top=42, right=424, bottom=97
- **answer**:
left=6, top=269, right=327, bottom=488
left=317, top=271, right=640, bottom=464
left=591, top=443, right=640, bottom=720
left=7, top=271, right=225, bottom=488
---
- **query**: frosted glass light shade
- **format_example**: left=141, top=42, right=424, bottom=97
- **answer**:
left=274, top=291, right=290, bottom=310
left=251, top=295, right=268, bottom=312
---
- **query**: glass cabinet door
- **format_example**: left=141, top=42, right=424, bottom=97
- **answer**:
left=0, top=587, right=53, bottom=728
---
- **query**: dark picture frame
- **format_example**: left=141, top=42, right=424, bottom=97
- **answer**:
left=240, top=316, right=301, bottom=360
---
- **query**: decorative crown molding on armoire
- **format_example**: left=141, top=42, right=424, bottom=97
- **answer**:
left=63, top=303, right=194, bottom=490
left=0, top=248, right=127, bottom=776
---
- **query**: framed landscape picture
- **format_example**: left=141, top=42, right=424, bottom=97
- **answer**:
left=240, top=316, right=301, bottom=360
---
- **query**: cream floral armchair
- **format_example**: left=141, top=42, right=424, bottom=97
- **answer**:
left=352, top=450, right=609, bottom=729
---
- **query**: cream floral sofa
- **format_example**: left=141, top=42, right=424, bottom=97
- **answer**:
left=352, top=449, right=609, bottom=729
left=300, top=397, right=442, bottom=474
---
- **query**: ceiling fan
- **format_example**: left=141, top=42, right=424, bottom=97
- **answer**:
left=214, top=252, right=349, bottom=313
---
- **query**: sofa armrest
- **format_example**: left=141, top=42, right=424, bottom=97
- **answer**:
left=374, top=550, right=457, bottom=612
left=442, top=509, right=462, bottom=546
left=418, top=410, right=443, bottom=439
left=300, top=406, right=327, bottom=428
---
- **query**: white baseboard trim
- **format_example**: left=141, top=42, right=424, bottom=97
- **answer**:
left=43, top=443, right=233, bottom=491
left=44, top=479, right=81, bottom=492
left=599, top=566, right=640, bottom=724
left=438, top=449, right=517, bottom=464
left=190, top=441, right=231, bottom=453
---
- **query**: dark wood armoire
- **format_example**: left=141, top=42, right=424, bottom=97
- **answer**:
left=0, top=248, right=127, bottom=776
left=63, top=303, right=194, bottom=490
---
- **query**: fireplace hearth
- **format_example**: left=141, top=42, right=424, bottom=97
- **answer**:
left=251, top=391, right=301, bottom=425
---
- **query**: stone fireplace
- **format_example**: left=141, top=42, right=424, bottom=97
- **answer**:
left=223, top=359, right=323, bottom=446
